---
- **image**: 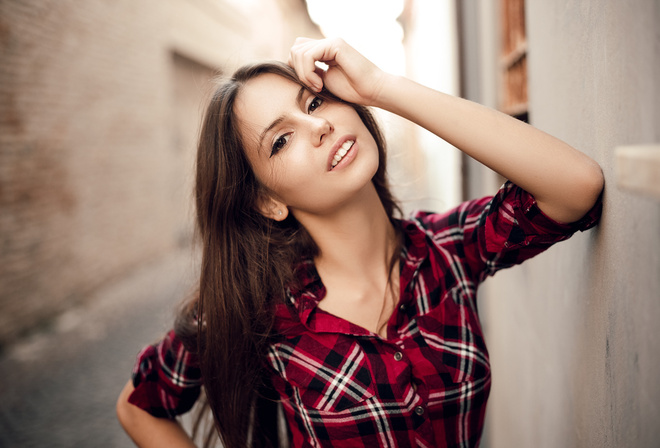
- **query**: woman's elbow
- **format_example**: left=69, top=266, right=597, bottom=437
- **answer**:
left=576, top=160, right=604, bottom=211
left=538, top=161, right=604, bottom=223
left=561, top=161, right=604, bottom=222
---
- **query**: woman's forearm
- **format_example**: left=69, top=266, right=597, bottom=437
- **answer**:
left=116, top=380, right=197, bottom=448
left=375, top=75, right=604, bottom=223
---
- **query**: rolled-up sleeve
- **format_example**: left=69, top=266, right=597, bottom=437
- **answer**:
left=128, top=329, right=202, bottom=419
left=411, top=181, right=602, bottom=283
left=473, top=181, right=602, bottom=278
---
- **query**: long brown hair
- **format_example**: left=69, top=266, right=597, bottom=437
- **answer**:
left=177, top=61, right=400, bottom=447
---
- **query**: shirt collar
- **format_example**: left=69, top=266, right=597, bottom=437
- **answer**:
left=275, top=217, right=431, bottom=335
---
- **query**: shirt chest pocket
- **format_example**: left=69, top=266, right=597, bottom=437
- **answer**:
left=269, top=338, right=376, bottom=413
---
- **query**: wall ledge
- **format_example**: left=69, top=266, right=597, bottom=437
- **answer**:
left=615, top=144, right=660, bottom=199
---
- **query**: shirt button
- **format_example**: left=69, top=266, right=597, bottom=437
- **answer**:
left=414, top=405, right=425, bottom=416
left=399, top=303, right=407, bottom=312
left=394, top=351, right=403, bottom=361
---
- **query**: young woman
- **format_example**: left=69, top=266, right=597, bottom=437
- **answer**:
left=116, top=38, right=603, bottom=447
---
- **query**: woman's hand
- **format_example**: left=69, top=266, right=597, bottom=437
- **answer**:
left=288, top=37, right=388, bottom=107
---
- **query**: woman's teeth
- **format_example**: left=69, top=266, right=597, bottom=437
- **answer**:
left=332, top=140, right=354, bottom=168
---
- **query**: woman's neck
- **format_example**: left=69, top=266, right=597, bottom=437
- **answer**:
left=295, top=183, right=397, bottom=283
left=293, top=183, right=400, bottom=337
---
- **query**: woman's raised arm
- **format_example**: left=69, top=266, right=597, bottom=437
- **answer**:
left=374, top=74, right=604, bottom=223
left=289, top=38, right=604, bottom=223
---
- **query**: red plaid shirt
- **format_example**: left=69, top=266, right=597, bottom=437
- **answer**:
left=129, top=182, right=601, bottom=447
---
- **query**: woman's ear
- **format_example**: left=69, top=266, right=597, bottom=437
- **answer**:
left=257, top=195, right=289, bottom=221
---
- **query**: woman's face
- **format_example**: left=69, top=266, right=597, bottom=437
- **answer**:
left=234, top=73, right=379, bottom=218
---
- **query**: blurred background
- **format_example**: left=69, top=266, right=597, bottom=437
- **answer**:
left=0, top=0, right=658, bottom=447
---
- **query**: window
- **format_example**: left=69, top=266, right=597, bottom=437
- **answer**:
left=500, top=0, right=528, bottom=122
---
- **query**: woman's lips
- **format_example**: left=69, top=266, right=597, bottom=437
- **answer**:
left=327, top=136, right=357, bottom=171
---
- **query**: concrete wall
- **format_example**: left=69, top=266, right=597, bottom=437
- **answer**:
left=476, top=1, right=660, bottom=447
left=0, top=0, right=320, bottom=347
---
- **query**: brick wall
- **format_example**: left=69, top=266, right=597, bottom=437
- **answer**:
left=0, top=0, right=320, bottom=346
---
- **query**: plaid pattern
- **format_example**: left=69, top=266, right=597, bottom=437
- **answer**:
left=129, top=182, right=601, bottom=446
left=128, top=330, right=202, bottom=419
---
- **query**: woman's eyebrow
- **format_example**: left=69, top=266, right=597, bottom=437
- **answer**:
left=258, top=86, right=307, bottom=147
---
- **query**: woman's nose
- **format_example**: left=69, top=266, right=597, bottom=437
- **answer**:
left=307, top=115, right=333, bottom=146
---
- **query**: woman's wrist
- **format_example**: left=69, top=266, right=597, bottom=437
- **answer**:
left=370, top=73, right=405, bottom=110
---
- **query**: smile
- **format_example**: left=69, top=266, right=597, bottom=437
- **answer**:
left=331, top=140, right=355, bottom=169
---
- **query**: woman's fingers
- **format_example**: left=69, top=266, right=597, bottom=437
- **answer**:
left=289, top=38, right=344, bottom=91
left=288, top=39, right=320, bottom=90
left=288, top=37, right=386, bottom=105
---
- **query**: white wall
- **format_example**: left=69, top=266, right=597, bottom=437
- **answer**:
left=480, top=1, right=660, bottom=446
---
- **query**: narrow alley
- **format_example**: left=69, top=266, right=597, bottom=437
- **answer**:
left=0, top=248, right=199, bottom=447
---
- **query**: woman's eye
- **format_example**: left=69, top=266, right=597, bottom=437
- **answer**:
left=270, top=133, right=290, bottom=157
left=308, top=96, right=323, bottom=113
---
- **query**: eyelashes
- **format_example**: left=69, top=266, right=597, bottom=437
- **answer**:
left=269, top=96, right=324, bottom=157
left=270, top=133, right=290, bottom=157
left=308, top=96, right=323, bottom=113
